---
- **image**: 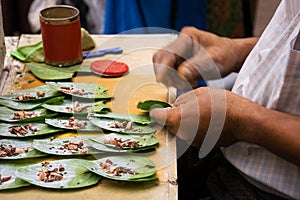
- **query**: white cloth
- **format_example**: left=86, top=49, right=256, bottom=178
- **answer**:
left=83, top=0, right=105, bottom=34
left=28, top=0, right=58, bottom=33
left=224, top=0, right=300, bottom=199
left=27, top=0, right=105, bottom=33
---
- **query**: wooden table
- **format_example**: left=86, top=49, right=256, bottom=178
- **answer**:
left=0, top=34, right=178, bottom=200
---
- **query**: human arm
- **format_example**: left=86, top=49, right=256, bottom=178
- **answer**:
left=150, top=87, right=300, bottom=166
left=233, top=94, right=300, bottom=166
left=153, top=27, right=259, bottom=89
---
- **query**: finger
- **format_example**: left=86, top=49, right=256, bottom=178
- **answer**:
left=174, top=39, right=208, bottom=84
left=149, top=107, right=168, bottom=126
left=150, top=108, right=181, bottom=138
left=152, top=50, right=178, bottom=86
left=149, top=107, right=180, bottom=127
left=153, top=55, right=193, bottom=89
left=173, top=89, right=201, bottom=109
left=167, top=33, right=195, bottom=59
left=158, top=65, right=193, bottom=89
left=177, top=50, right=220, bottom=84
left=188, top=52, right=222, bottom=80
left=152, top=33, right=196, bottom=88
left=177, top=63, right=200, bottom=88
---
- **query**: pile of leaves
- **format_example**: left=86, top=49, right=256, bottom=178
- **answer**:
left=0, top=83, right=162, bottom=190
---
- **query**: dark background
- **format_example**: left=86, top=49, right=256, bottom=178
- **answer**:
left=1, top=0, right=257, bottom=37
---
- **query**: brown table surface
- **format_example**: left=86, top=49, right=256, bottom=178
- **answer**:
left=0, top=34, right=178, bottom=200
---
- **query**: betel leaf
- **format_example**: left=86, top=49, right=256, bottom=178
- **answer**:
left=0, top=84, right=62, bottom=102
left=43, top=96, right=65, bottom=104
left=0, top=96, right=64, bottom=110
left=84, top=139, right=127, bottom=153
left=90, top=112, right=151, bottom=125
left=0, top=122, right=62, bottom=138
left=89, top=117, right=156, bottom=135
left=0, top=107, right=56, bottom=123
left=0, top=162, right=31, bottom=190
left=45, top=117, right=102, bottom=132
left=42, top=99, right=109, bottom=114
left=0, top=139, right=47, bottom=159
left=16, top=159, right=101, bottom=189
left=86, top=140, right=157, bottom=153
left=26, top=63, right=78, bottom=80
left=76, top=65, right=92, bottom=73
left=32, top=136, right=102, bottom=156
left=46, top=82, right=112, bottom=99
left=91, top=133, right=158, bottom=150
left=137, top=100, right=171, bottom=111
left=81, top=156, right=157, bottom=181
left=0, top=98, right=42, bottom=110
left=26, top=63, right=92, bottom=81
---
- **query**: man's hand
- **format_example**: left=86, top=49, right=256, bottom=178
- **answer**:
left=150, top=87, right=300, bottom=166
left=152, top=27, right=258, bottom=89
left=150, top=87, right=240, bottom=148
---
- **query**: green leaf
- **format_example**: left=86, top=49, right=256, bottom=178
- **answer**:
left=137, top=100, right=171, bottom=111
left=45, top=117, right=102, bottom=132
left=91, top=133, right=158, bottom=151
left=76, top=65, right=92, bottom=73
left=90, top=112, right=151, bottom=125
left=87, top=141, right=157, bottom=153
left=84, top=139, right=128, bottom=153
left=0, top=107, right=56, bottom=123
left=0, top=162, right=31, bottom=190
left=26, top=63, right=78, bottom=80
left=0, top=85, right=62, bottom=102
left=81, top=156, right=157, bottom=181
left=0, top=96, right=64, bottom=110
left=0, top=99, right=42, bottom=110
left=26, top=63, right=92, bottom=81
left=46, top=82, right=112, bottom=99
left=10, top=41, right=44, bottom=62
left=32, top=136, right=103, bottom=156
left=43, top=96, right=65, bottom=104
left=16, top=159, right=101, bottom=189
left=0, top=122, right=62, bottom=138
left=42, top=99, right=109, bottom=114
left=0, top=139, right=47, bottom=159
left=89, top=117, right=156, bottom=135
left=90, top=101, right=110, bottom=112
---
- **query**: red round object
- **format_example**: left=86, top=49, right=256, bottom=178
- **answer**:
left=90, top=60, right=129, bottom=77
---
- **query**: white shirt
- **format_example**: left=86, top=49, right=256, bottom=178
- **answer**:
left=224, top=0, right=300, bottom=199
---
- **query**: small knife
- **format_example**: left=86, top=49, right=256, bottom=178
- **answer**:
left=82, top=47, right=123, bottom=59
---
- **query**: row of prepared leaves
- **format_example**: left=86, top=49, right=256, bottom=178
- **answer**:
left=0, top=134, right=159, bottom=159
left=0, top=155, right=157, bottom=190
left=0, top=82, right=168, bottom=135
left=0, top=82, right=169, bottom=190
left=0, top=114, right=156, bottom=136
left=0, top=82, right=170, bottom=111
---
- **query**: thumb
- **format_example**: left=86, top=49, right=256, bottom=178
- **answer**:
left=150, top=107, right=176, bottom=126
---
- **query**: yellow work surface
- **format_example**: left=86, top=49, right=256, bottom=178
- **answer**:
left=0, top=34, right=178, bottom=200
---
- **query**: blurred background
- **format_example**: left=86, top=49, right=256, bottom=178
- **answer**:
left=1, top=0, right=280, bottom=37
